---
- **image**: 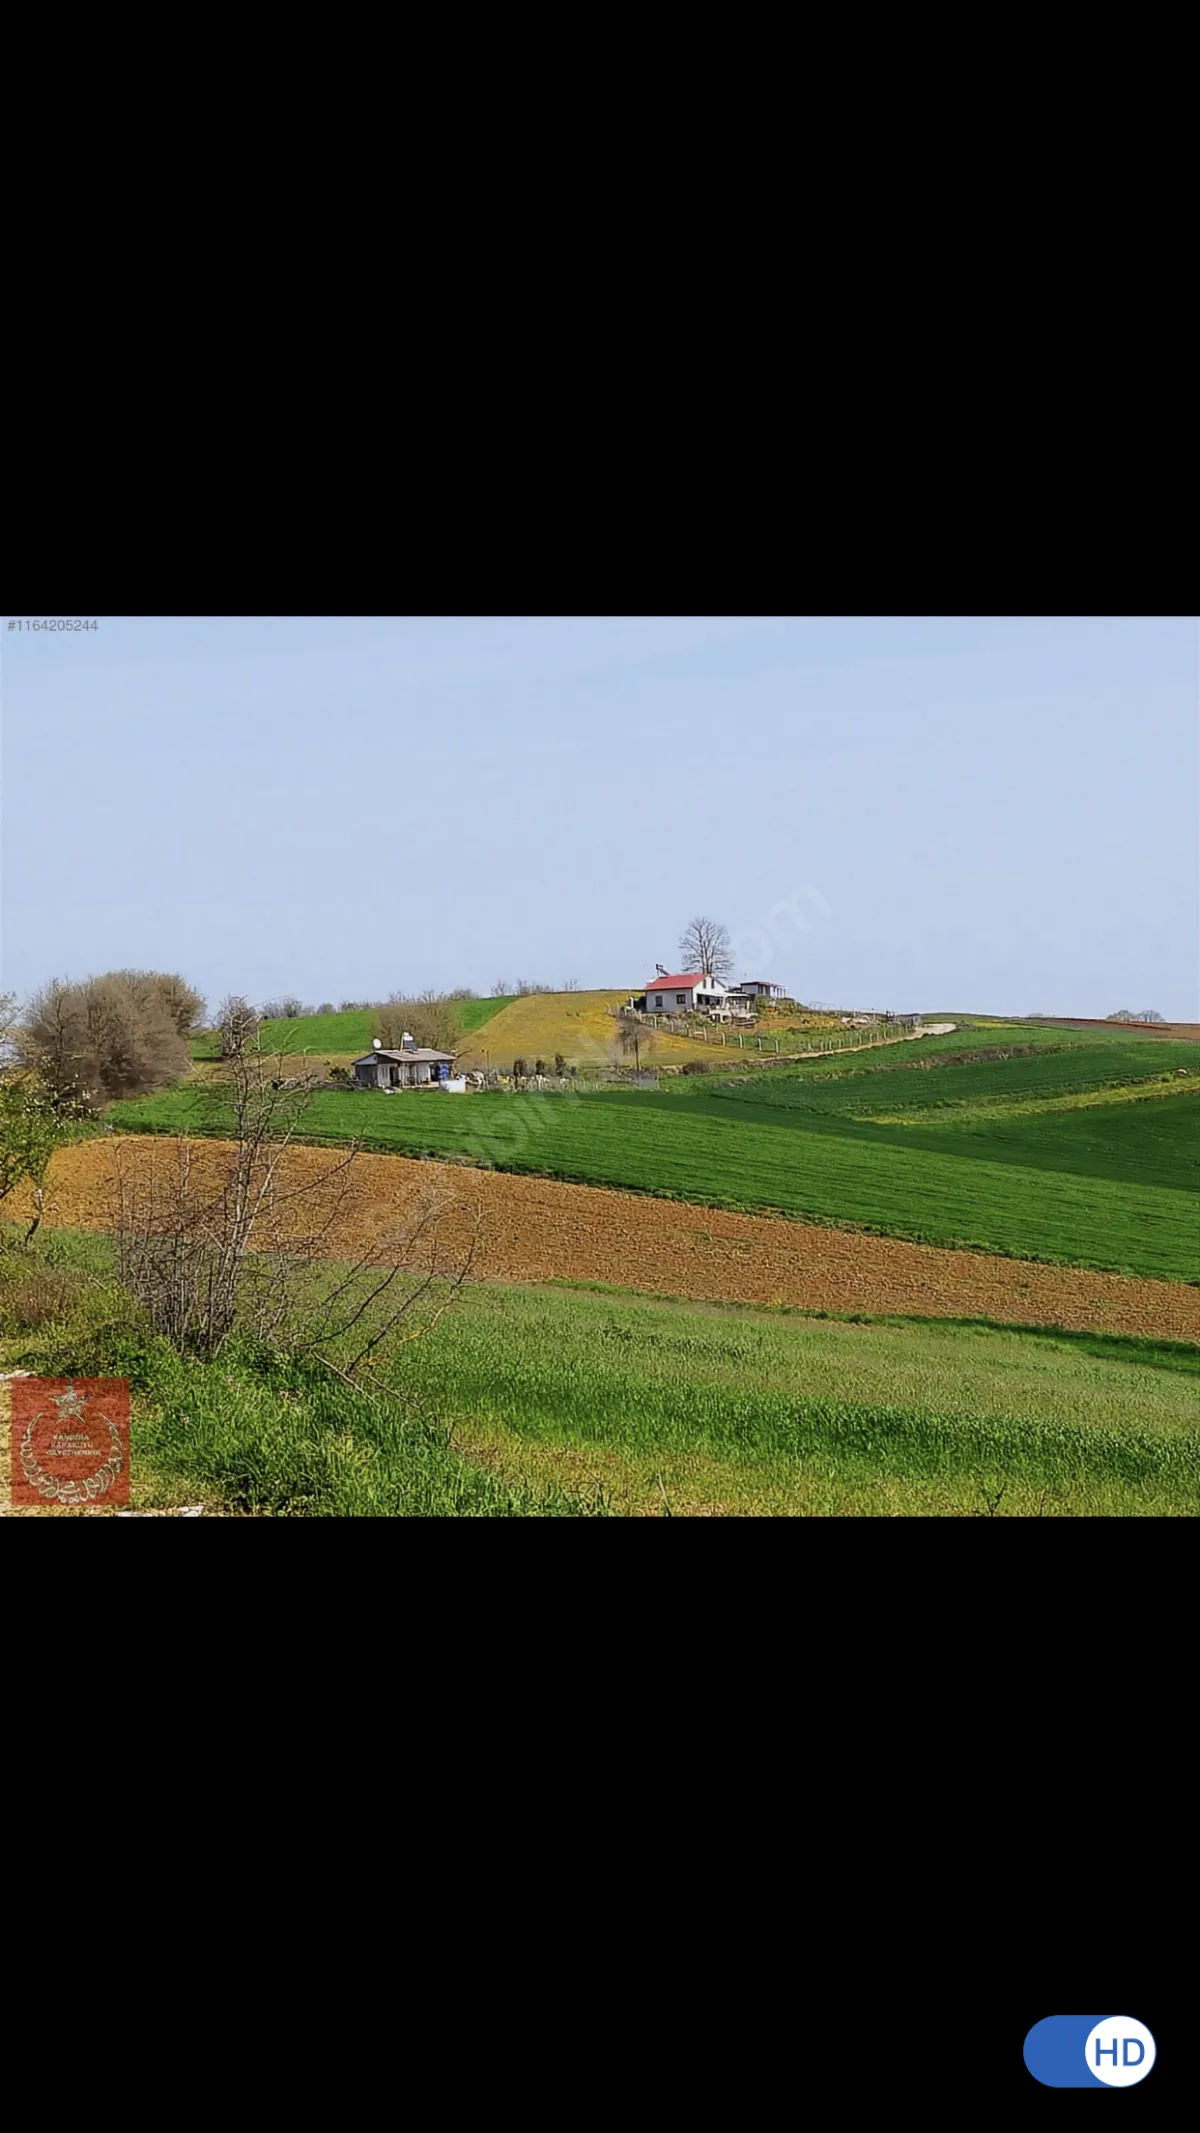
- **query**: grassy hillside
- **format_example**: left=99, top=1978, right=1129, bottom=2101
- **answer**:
left=394, top=1278, right=1200, bottom=1516
left=705, top=1038, right=1197, bottom=1114
left=0, top=1235, right=592, bottom=1518
left=451, top=989, right=749, bottom=1070
left=192, top=998, right=513, bottom=1069
left=111, top=1065, right=1200, bottom=1283
left=457, top=996, right=516, bottom=1034
left=6, top=1233, right=1196, bottom=1516
left=259, top=1008, right=376, bottom=1057
left=869, top=1092, right=1199, bottom=1194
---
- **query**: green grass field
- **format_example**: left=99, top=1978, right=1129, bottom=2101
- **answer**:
left=191, top=997, right=513, bottom=1063
left=860, top=1095, right=1199, bottom=1194
left=390, top=1278, right=1200, bottom=1516
left=112, top=1023, right=1200, bottom=1280
left=705, top=1037, right=1199, bottom=1111
left=6, top=1232, right=1196, bottom=1516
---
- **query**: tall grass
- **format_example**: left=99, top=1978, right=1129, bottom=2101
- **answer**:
left=385, top=1282, right=1200, bottom=1515
left=5, top=1233, right=1197, bottom=1515
left=0, top=1239, right=602, bottom=1517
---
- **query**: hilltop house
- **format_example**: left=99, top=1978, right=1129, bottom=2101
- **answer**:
left=628, top=972, right=756, bottom=1021
left=352, top=1037, right=456, bottom=1089
left=732, top=980, right=784, bottom=1002
left=633, top=972, right=730, bottom=1015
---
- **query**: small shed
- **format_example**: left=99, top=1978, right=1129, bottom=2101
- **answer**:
left=352, top=1046, right=456, bottom=1090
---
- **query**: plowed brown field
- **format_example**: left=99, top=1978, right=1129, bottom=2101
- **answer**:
left=15, top=1136, right=1200, bottom=1342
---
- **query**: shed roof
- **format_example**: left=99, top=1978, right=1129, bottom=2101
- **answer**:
left=353, top=1048, right=455, bottom=1065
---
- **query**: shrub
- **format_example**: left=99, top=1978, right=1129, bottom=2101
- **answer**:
left=18, top=971, right=199, bottom=1108
left=0, top=1258, right=82, bottom=1331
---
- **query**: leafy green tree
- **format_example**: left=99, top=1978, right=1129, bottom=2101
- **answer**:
left=0, top=1074, right=83, bottom=1241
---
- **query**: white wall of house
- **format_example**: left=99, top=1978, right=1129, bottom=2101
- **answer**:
left=645, top=977, right=731, bottom=1014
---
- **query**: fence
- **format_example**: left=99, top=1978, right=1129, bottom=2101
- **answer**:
left=610, top=1003, right=931, bottom=1061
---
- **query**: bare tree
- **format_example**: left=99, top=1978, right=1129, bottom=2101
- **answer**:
left=217, top=994, right=261, bottom=1057
left=260, top=996, right=313, bottom=1021
left=0, top=993, right=19, bottom=1066
left=111, top=1019, right=480, bottom=1365
left=615, top=1011, right=655, bottom=1070
left=679, top=917, right=733, bottom=981
left=374, top=991, right=460, bottom=1057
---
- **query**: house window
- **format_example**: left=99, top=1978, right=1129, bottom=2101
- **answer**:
left=676, top=993, right=687, bottom=1006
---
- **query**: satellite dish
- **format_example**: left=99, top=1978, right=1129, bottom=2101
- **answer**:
left=372, top=1038, right=382, bottom=1049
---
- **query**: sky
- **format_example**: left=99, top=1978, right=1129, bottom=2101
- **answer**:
left=2, top=615, right=1196, bottom=1019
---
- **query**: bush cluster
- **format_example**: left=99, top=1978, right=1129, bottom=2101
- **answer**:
left=17, top=970, right=204, bottom=1109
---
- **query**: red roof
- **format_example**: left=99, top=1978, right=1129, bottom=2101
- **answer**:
left=643, top=974, right=711, bottom=990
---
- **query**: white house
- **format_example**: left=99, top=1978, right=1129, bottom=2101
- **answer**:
left=634, top=972, right=743, bottom=1016
left=729, top=980, right=784, bottom=1003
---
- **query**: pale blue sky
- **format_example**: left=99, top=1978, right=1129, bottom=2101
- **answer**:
left=2, top=616, right=1196, bottom=1018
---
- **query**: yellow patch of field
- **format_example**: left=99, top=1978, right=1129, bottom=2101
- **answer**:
left=452, top=990, right=756, bottom=1070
